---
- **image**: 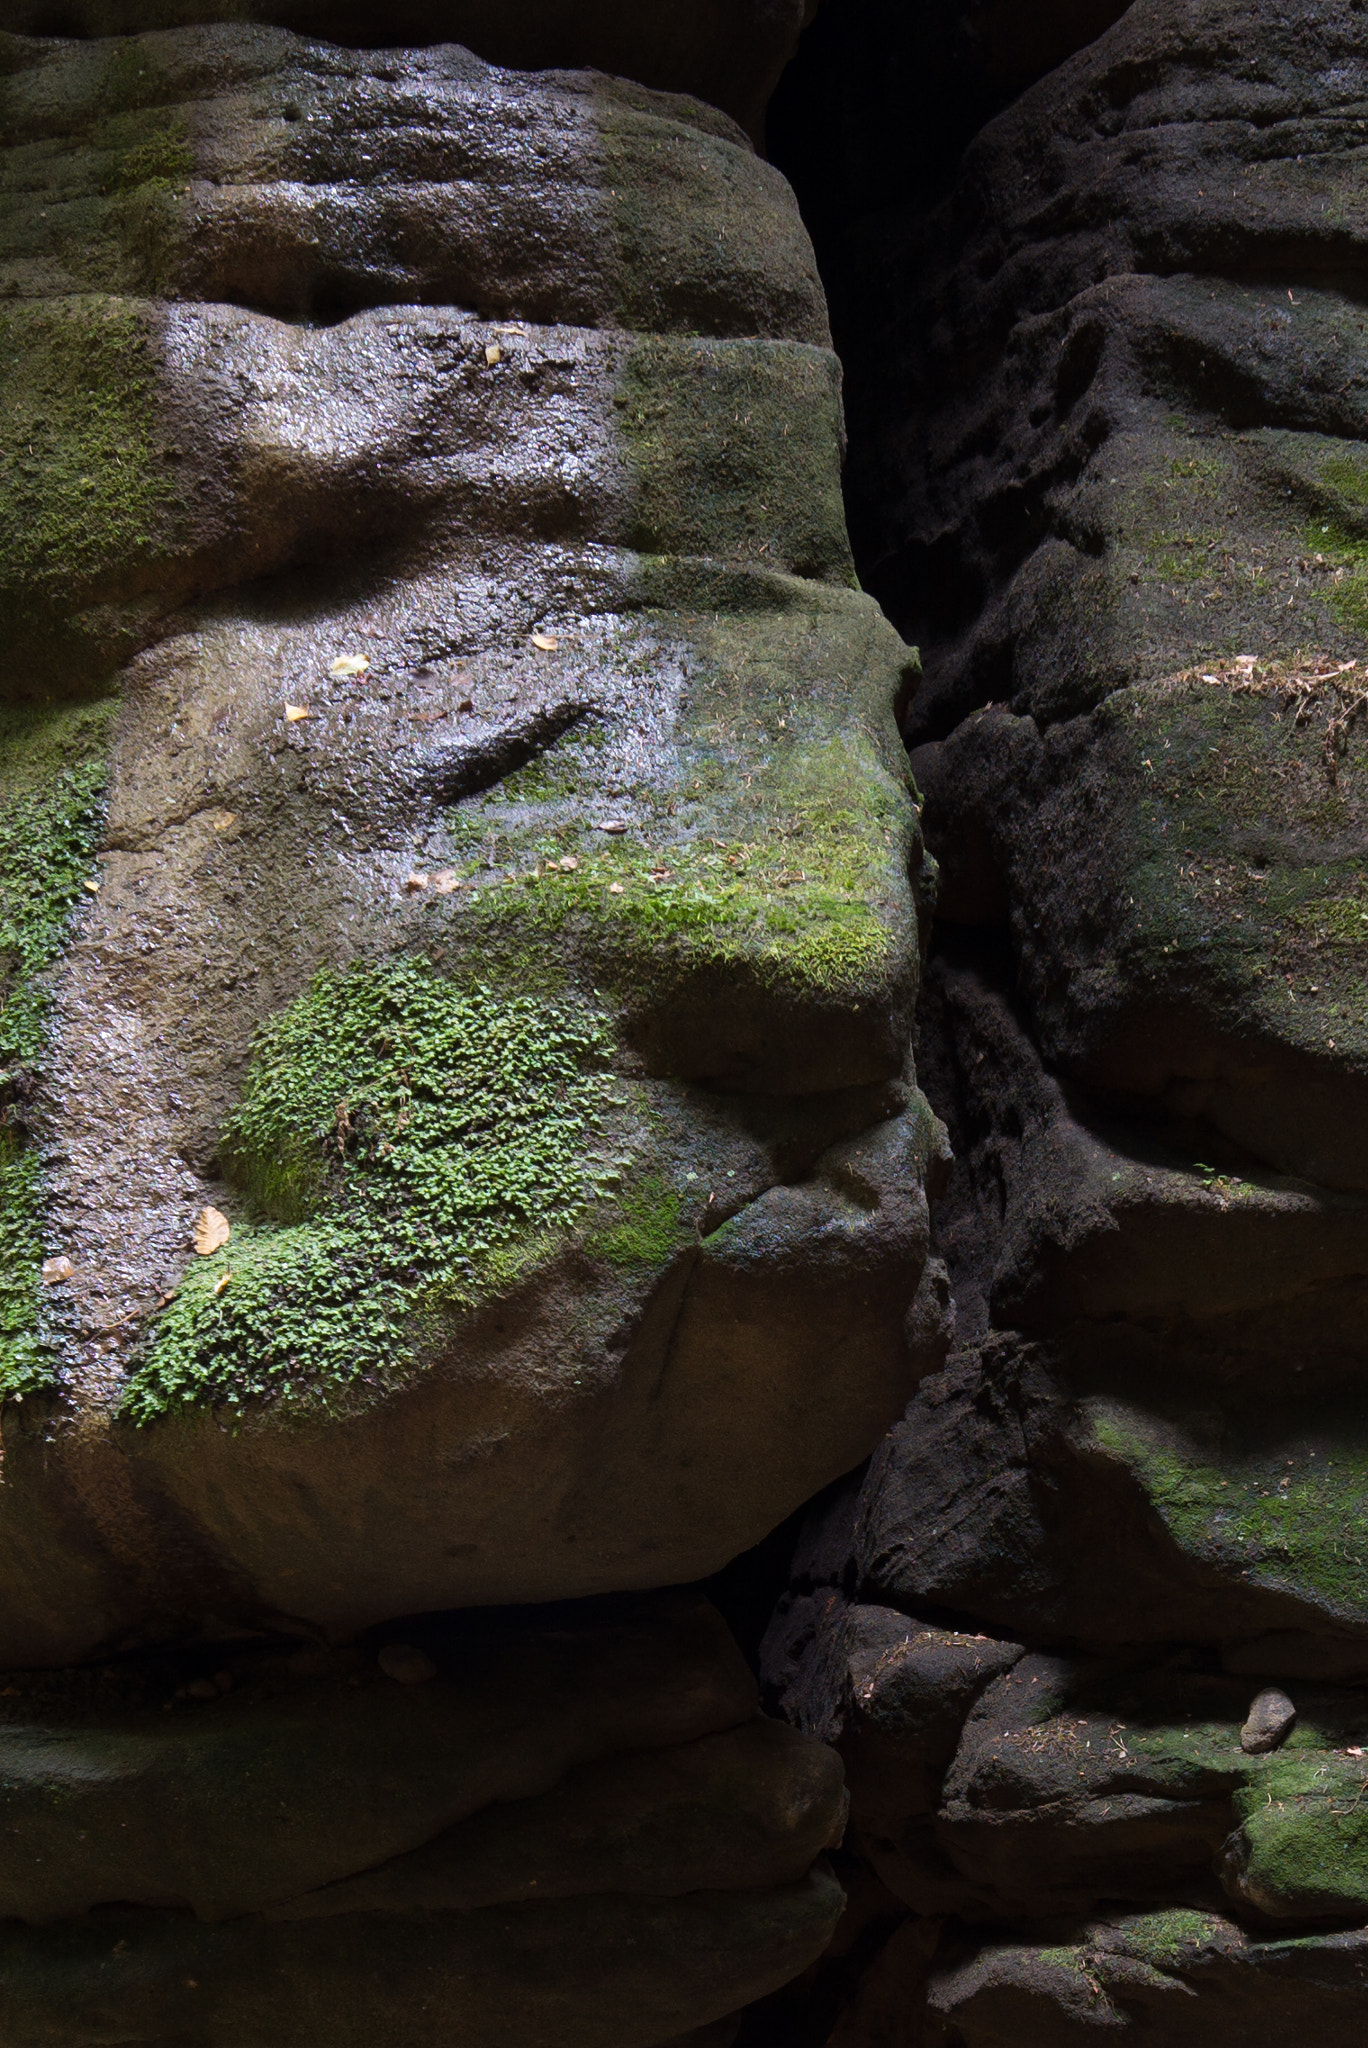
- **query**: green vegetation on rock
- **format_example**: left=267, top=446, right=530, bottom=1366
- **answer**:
left=122, top=960, right=634, bottom=1422
left=1231, top=1757, right=1368, bottom=1920
left=1090, top=1401, right=1368, bottom=1618
left=615, top=337, right=855, bottom=585
left=0, top=697, right=114, bottom=1403
left=1121, top=1908, right=1222, bottom=1967
left=0, top=298, right=171, bottom=680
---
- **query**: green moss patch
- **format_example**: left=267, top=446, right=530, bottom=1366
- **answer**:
left=122, top=961, right=633, bottom=1422
left=1090, top=1401, right=1368, bottom=1621
left=1232, top=1758, right=1368, bottom=1920
left=439, top=596, right=918, bottom=1026
left=615, top=338, right=854, bottom=586
left=0, top=1137, right=51, bottom=1405
left=449, top=742, right=903, bottom=1003
left=0, top=297, right=173, bottom=681
left=0, top=701, right=116, bottom=1068
left=1121, top=1908, right=1223, bottom=1967
left=0, top=697, right=114, bottom=1403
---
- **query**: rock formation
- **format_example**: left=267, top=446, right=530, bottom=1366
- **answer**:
left=9, top=0, right=1368, bottom=2042
left=0, top=4, right=941, bottom=2040
left=757, top=1, right=1368, bottom=2041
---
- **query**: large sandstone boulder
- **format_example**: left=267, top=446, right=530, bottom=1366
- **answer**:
left=0, top=19, right=946, bottom=1667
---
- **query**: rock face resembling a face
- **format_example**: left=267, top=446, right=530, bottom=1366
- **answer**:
left=0, top=20, right=946, bottom=1668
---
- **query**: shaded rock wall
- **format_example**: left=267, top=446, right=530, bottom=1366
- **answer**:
left=757, top=2, right=1368, bottom=2043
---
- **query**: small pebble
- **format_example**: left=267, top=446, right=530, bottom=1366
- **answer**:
left=1242, top=1686, right=1297, bottom=1754
left=377, top=1642, right=437, bottom=1685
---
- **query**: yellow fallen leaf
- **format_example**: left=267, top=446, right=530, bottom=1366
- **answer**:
left=485, top=341, right=502, bottom=366
left=531, top=632, right=558, bottom=651
left=558, top=855, right=579, bottom=871
left=213, top=1269, right=233, bottom=1296
left=40, top=1254, right=74, bottom=1284
left=194, top=1207, right=231, bottom=1256
left=608, top=882, right=625, bottom=896
left=329, top=654, right=370, bottom=678
left=209, top=810, right=237, bottom=832
left=285, top=704, right=310, bottom=722
left=82, top=879, right=100, bottom=894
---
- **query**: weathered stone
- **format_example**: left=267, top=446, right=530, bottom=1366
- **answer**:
left=1242, top=1686, right=1297, bottom=1755
left=1, top=2, right=816, bottom=138
left=928, top=1912, right=1368, bottom=2048
left=0, top=20, right=945, bottom=1666
left=0, top=1591, right=846, bottom=2046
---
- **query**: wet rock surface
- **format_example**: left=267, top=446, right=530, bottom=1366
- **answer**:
left=0, top=17, right=945, bottom=1665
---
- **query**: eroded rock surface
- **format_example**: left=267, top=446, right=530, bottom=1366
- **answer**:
left=0, top=1591, right=847, bottom=2048
left=756, top=3, right=1368, bottom=2043
left=0, top=18, right=945, bottom=1667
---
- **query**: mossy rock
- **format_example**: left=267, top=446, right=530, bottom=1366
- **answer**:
left=0, top=22, right=941, bottom=1665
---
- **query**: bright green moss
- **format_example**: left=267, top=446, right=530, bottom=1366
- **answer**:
left=1090, top=1404, right=1368, bottom=1617
left=0, top=698, right=113, bottom=1402
left=1306, top=520, right=1368, bottom=634
left=1121, top=1910, right=1221, bottom=1967
left=122, top=960, right=631, bottom=1421
left=1319, top=454, right=1368, bottom=506
left=0, top=702, right=115, bottom=1068
left=447, top=725, right=908, bottom=1003
left=586, top=1175, right=687, bottom=1268
left=0, top=1137, right=51, bottom=1404
left=1232, top=1761, right=1368, bottom=1920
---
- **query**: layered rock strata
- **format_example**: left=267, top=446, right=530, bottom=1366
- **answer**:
left=0, top=18, right=945, bottom=1666
left=759, top=2, right=1368, bottom=2042
left=0, top=11, right=946, bottom=2043
left=0, top=1592, right=846, bottom=2047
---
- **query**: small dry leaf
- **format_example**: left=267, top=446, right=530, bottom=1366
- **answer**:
left=531, top=632, right=559, bottom=651
left=82, top=879, right=100, bottom=894
left=431, top=872, right=460, bottom=894
left=404, top=872, right=430, bottom=893
left=284, top=704, right=310, bottom=722
left=213, top=1270, right=233, bottom=1297
left=558, top=855, right=579, bottom=871
left=194, top=1207, right=231, bottom=1256
left=608, top=882, right=625, bottom=895
left=40, top=1254, right=74, bottom=1285
left=485, top=341, right=502, bottom=366
left=329, top=654, right=370, bottom=678
left=210, top=810, right=237, bottom=832
left=457, top=696, right=474, bottom=713
left=1348, top=1746, right=1366, bottom=1759
left=596, top=820, right=628, bottom=834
